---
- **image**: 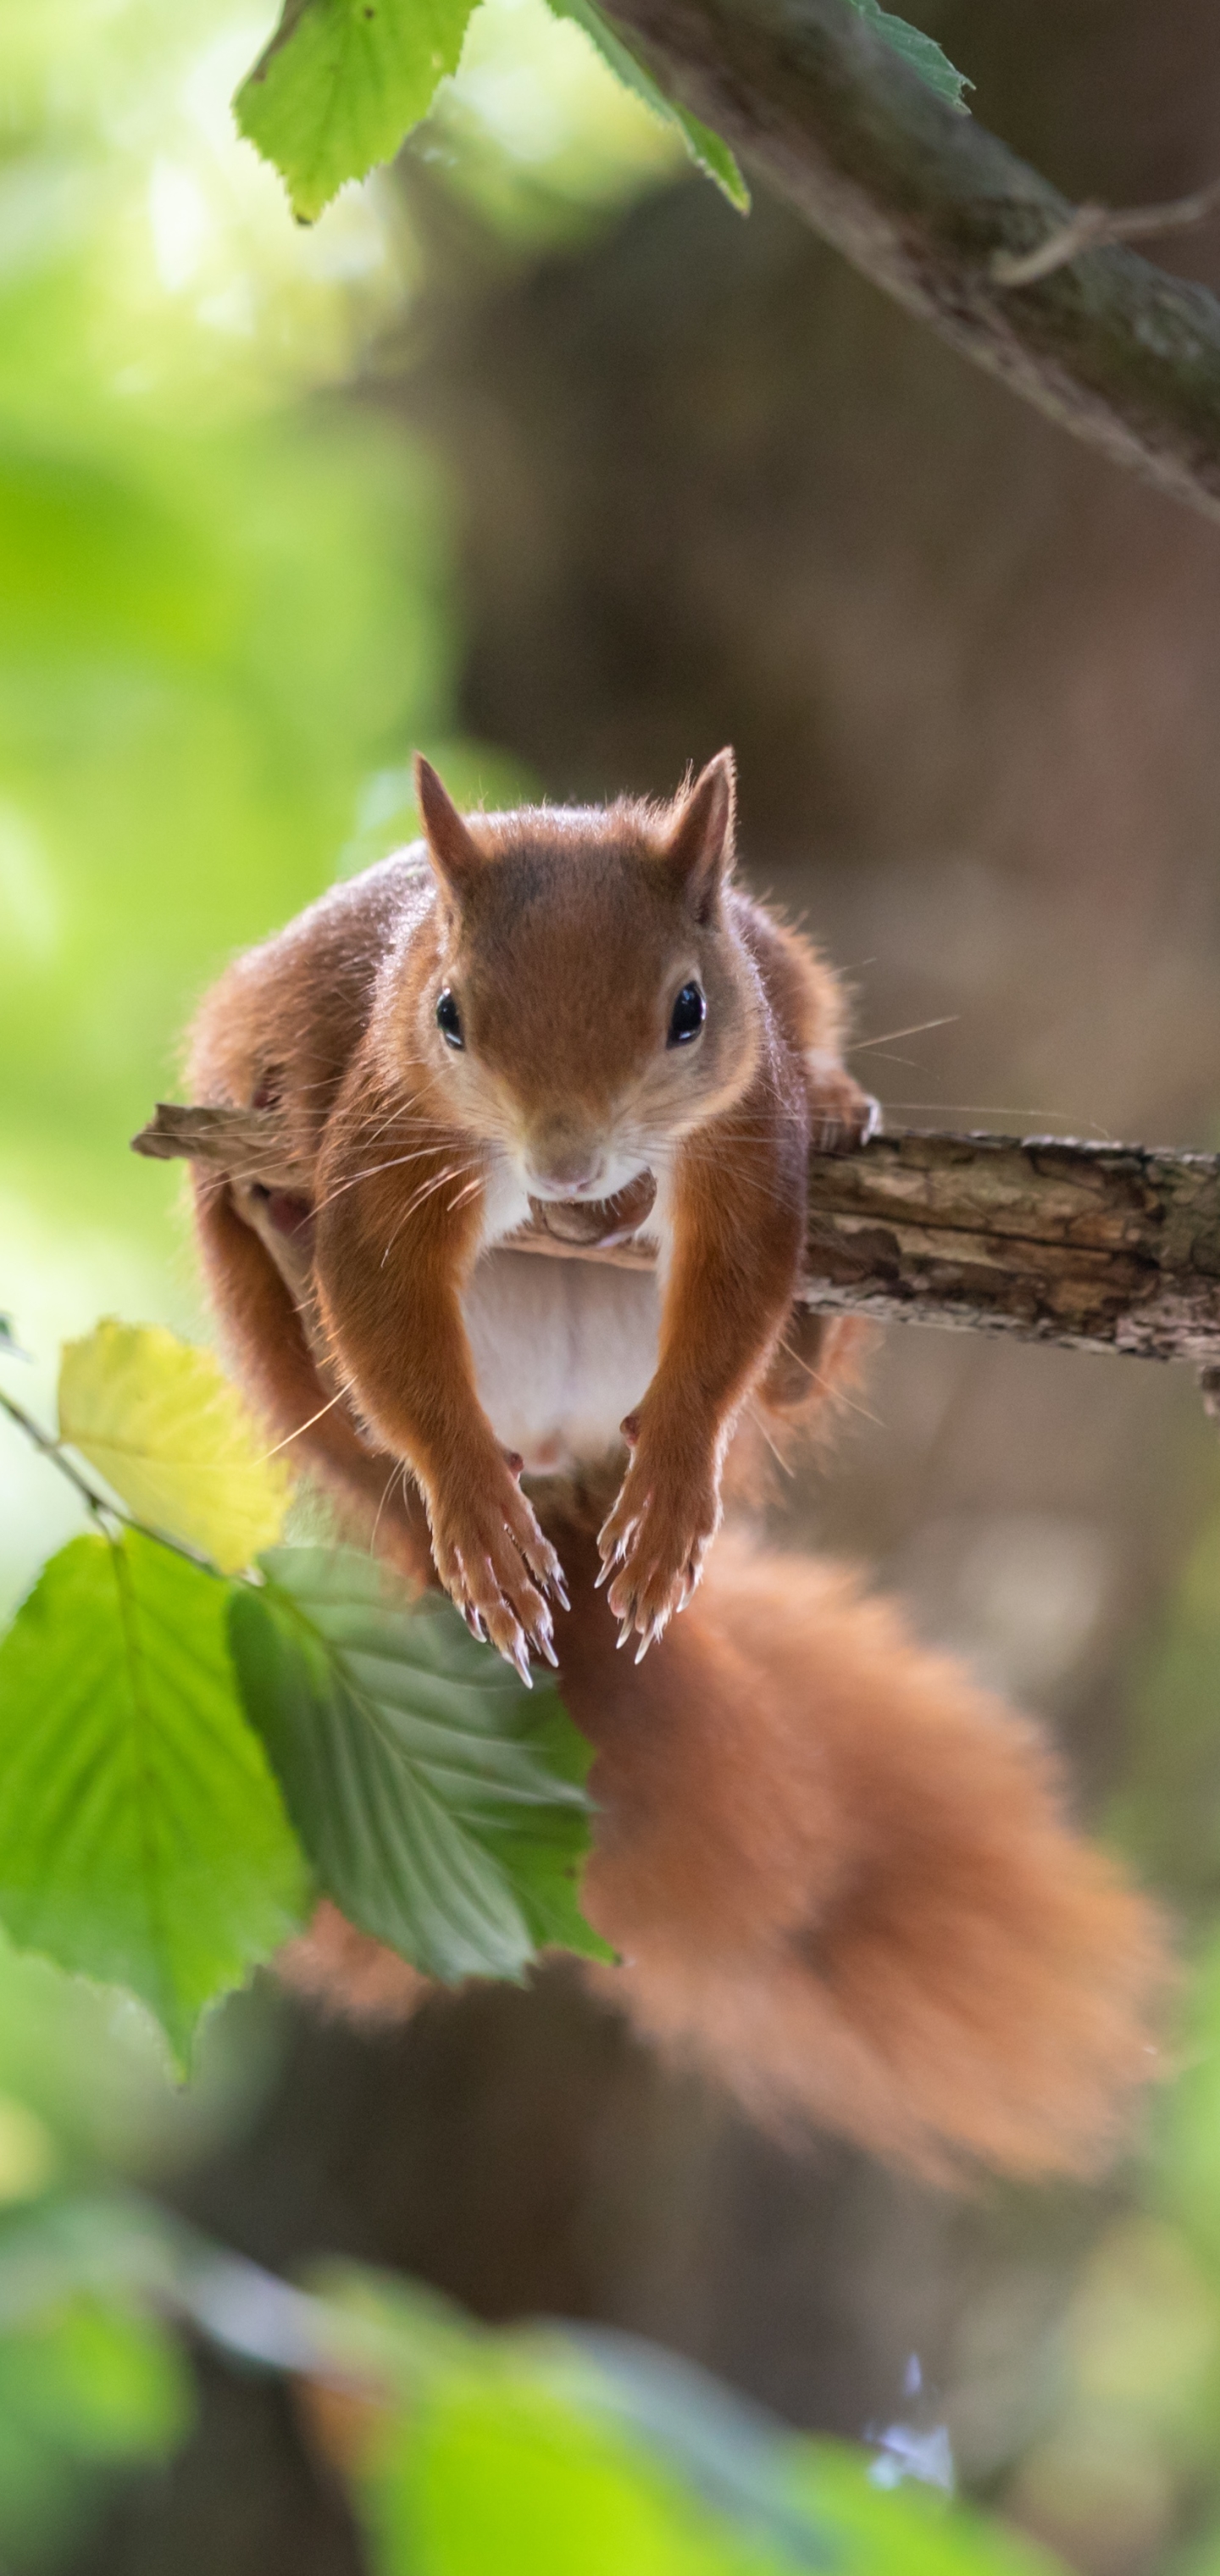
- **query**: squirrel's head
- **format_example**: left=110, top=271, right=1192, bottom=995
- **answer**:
left=404, top=751, right=762, bottom=1202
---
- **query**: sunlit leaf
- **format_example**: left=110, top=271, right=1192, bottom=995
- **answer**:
left=0, top=1532, right=308, bottom=2063
left=544, top=0, right=749, bottom=208
left=236, top=0, right=480, bottom=223
left=845, top=0, right=970, bottom=110
left=58, top=1322, right=291, bottom=1576
left=230, top=1547, right=612, bottom=1983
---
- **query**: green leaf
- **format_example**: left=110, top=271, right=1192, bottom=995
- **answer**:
left=236, top=0, right=480, bottom=224
left=230, top=1548, right=613, bottom=1983
left=543, top=0, right=749, bottom=208
left=58, top=1321, right=291, bottom=1576
left=0, top=1533, right=308, bottom=2063
left=845, top=0, right=970, bottom=109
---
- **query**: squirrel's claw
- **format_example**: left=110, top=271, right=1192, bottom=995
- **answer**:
left=633, top=1611, right=670, bottom=1664
left=599, top=1446, right=719, bottom=1646
left=430, top=1463, right=564, bottom=1684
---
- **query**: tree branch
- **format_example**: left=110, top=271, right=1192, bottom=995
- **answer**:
left=133, top=1104, right=1220, bottom=1371
left=599, top=0, right=1220, bottom=526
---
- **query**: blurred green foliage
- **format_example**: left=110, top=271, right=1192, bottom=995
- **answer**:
left=0, top=0, right=453, bottom=1247
left=0, top=2290, right=189, bottom=2565
left=0, top=2194, right=1075, bottom=2574
left=0, top=1937, right=272, bottom=2562
left=267, top=2268, right=1062, bottom=2576
left=1112, top=1509, right=1220, bottom=1918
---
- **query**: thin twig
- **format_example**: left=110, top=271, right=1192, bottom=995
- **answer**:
left=0, top=1385, right=225, bottom=1577
left=0, top=1386, right=115, bottom=1526
left=992, top=176, right=1220, bottom=290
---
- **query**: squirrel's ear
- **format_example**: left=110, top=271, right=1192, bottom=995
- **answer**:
left=663, top=749, right=736, bottom=922
left=414, top=754, right=488, bottom=898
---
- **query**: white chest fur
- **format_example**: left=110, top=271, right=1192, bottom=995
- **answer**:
left=462, top=1156, right=668, bottom=1473
left=462, top=1250, right=662, bottom=1473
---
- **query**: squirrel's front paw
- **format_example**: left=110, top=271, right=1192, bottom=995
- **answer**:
left=807, top=1058, right=880, bottom=1155
left=428, top=1451, right=568, bottom=1685
left=596, top=1426, right=721, bottom=1661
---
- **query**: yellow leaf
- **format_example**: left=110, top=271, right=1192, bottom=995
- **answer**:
left=58, top=1322, right=291, bottom=1574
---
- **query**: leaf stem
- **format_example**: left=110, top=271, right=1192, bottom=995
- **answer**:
left=0, top=1385, right=225, bottom=1579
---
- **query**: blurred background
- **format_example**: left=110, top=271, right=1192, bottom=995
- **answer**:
left=5, top=0, right=1220, bottom=2566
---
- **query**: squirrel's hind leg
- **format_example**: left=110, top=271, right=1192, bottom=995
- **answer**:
left=191, top=1174, right=434, bottom=1589
left=756, top=1308, right=872, bottom=1423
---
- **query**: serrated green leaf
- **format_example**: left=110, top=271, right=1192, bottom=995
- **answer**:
left=230, top=1548, right=613, bottom=1983
left=0, top=1533, right=308, bottom=2063
left=236, top=0, right=480, bottom=224
left=544, top=0, right=749, bottom=208
left=845, top=0, right=970, bottom=109
left=58, top=1321, right=291, bottom=1576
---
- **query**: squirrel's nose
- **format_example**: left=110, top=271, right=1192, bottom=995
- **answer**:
left=530, top=1162, right=601, bottom=1198
left=524, top=1130, right=604, bottom=1196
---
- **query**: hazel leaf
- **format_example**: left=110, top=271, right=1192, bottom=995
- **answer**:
left=235, top=0, right=480, bottom=224
left=0, top=1533, right=308, bottom=2064
left=230, top=1547, right=613, bottom=1984
left=543, top=0, right=750, bottom=208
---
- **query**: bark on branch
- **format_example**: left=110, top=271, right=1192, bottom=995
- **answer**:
left=133, top=1103, right=1220, bottom=1373
left=601, top=0, right=1220, bottom=527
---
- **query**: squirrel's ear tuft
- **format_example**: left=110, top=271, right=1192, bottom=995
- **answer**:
left=663, top=749, right=736, bottom=922
left=414, top=754, right=488, bottom=897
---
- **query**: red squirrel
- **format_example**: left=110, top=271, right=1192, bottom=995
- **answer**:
left=187, top=752, right=1167, bottom=2180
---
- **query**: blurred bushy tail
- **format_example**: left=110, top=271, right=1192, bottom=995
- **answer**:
left=286, top=1507, right=1168, bottom=2182
left=559, top=1523, right=1167, bottom=2179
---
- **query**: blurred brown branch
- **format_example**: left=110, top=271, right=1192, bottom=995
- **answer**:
left=133, top=1104, right=1220, bottom=1369
left=601, top=0, right=1220, bottom=526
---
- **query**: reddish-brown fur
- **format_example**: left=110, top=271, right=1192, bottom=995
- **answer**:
left=189, top=758, right=1168, bottom=2179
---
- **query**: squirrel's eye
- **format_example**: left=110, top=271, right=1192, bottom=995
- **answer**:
left=668, top=982, right=705, bottom=1047
left=436, top=989, right=464, bottom=1050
